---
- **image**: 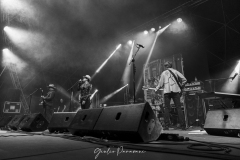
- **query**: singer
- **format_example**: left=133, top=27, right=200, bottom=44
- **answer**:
left=77, top=75, right=92, bottom=110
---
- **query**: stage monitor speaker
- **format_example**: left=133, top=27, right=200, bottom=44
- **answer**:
left=68, top=108, right=103, bottom=137
left=7, top=115, right=27, bottom=130
left=0, top=116, right=13, bottom=128
left=48, top=112, right=76, bottom=133
left=204, top=109, right=240, bottom=137
left=94, top=102, right=162, bottom=142
left=18, top=113, right=49, bottom=132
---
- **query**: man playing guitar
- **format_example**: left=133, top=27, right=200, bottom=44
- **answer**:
left=154, top=61, right=187, bottom=130
left=77, top=75, right=92, bottom=109
left=41, top=84, right=56, bottom=122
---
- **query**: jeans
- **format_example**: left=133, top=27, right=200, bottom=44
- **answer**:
left=164, top=92, right=185, bottom=127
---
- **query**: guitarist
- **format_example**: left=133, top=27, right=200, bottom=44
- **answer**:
left=77, top=75, right=92, bottom=109
left=155, top=61, right=187, bottom=130
left=41, top=84, right=56, bottom=122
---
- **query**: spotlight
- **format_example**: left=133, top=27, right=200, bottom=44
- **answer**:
left=2, top=48, right=9, bottom=52
left=3, top=26, right=9, bottom=31
left=144, top=30, right=148, bottom=34
left=177, top=18, right=182, bottom=23
left=128, top=40, right=133, bottom=45
left=235, top=60, right=240, bottom=73
left=151, top=28, right=155, bottom=32
left=95, top=44, right=121, bottom=73
left=159, top=26, right=161, bottom=29
left=116, top=44, right=122, bottom=50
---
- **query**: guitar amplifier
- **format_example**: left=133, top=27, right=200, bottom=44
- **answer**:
left=184, top=81, right=204, bottom=92
left=3, top=101, right=21, bottom=113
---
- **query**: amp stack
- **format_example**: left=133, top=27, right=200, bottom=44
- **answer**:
left=184, top=81, right=205, bottom=94
left=184, top=81, right=206, bottom=127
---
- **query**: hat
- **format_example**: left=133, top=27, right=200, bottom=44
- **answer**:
left=164, top=61, right=172, bottom=68
left=47, top=84, right=56, bottom=89
left=83, top=75, right=91, bottom=81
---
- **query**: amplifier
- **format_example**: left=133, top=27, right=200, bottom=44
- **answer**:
left=184, top=81, right=204, bottom=92
left=185, top=81, right=203, bottom=87
left=3, top=101, right=21, bottom=113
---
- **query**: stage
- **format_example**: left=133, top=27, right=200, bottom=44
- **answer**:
left=1, top=127, right=240, bottom=160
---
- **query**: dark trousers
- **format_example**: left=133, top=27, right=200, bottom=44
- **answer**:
left=80, top=97, right=91, bottom=109
left=164, top=92, right=185, bottom=127
left=43, top=105, right=54, bottom=122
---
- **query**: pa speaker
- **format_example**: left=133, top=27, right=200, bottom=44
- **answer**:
left=7, top=115, right=27, bottom=130
left=94, top=102, right=162, bottom=142
left=68, top=108, right=103, bottom=137
left=204, top=109, right=240, bottom=137
left=48, top=112, right=76, bottom=133
left=0, top=116, right=13, bottom=128
left=18, top=113, right=49, bottom=132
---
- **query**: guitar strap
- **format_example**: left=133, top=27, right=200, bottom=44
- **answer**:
left=168, top=69, right=182, bottom=90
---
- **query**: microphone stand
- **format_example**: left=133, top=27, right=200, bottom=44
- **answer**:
left=67, top=80, right=80, bottom=112
left=129, top=45, right=142, bottom=103
left=26, top=88, right=39, bottom=114
left=205, top=74, right=238, bottom=92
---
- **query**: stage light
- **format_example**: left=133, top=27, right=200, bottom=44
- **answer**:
left=151, top=28, right=155, bottom=32
left=90, top=89, right=98, bottom=100
left=144, top=30, right=148, bottom=34
left=1, top=0, right=37, bottom=23
left=221, top=60, right=240, bottom=93
left=100, top=84, right=128, bottom=103
left=235, top=60, right=240, bottom=73
left=2, top=48, right=9, bottom=52
left=116, top=44, right=121, bottom=50
left=93, top=44, right=122, bottom=76
left=128, top=40, right=133, bottom=45
left=121, top=41, right=135, bottom=85
left=145, top=24, right=171, bottom=72
left=177, top=18, right=182, bottom=23
left=159, top=26, right=161, bottom=29
left=2, top=48, right=27, bottom=72
left=3, top=26, right=9, bottom=31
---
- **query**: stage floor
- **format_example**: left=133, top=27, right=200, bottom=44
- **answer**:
left=0, top=127, right=240, bottom=160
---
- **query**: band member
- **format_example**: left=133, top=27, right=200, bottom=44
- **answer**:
left=155, top=61, right=187, bottom=130
left=41, top=84, right=56, bottom=122
left=56, top=99, right=67, bottom=112
left=77, top=75, right=92, bottom=109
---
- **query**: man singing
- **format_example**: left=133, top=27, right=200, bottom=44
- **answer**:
left=77, top=75, right=92, bottom=109
left=41, top=84, right=56, bottom=122
left=155, top=61, right=187, bottom=130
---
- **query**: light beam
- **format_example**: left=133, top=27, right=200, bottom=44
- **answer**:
left=121, top=40, right=135, bottom=85
left=100, top=84, right=128, bottom=103
left=91, top=44, right=121, bottom=79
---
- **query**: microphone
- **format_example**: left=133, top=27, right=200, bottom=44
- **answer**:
left=136, top=44, right=144, bottom=48
left=232, top=73, right=238, bottom=81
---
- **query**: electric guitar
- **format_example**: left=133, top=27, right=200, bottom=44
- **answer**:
left=79, top=94, right=92, bottom=103
left=142, top=86, right=163, bottom=91
left=39, top=89, right=51, bottom=106
left=39, top=89, right=45, bottom=106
